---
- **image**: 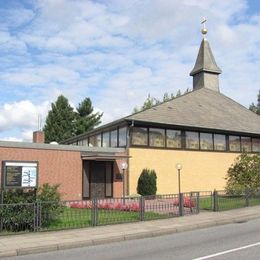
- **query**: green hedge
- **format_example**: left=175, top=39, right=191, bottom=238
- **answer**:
left=137, top=169, right=157, bottom=196
left=0, top=183, right=62, bottom=232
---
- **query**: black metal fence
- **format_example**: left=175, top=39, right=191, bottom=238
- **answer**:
left=198, top=190, right=260, bottom=212
left=0, top=192, right=199, bottom=235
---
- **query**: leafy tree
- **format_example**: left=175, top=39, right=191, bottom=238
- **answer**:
left=162, top=90, right=183, bottom=102
left=133, top=94, right=160, bottom=113
left=137, top=169, right=157, bottom=196
left=74, top=98, right=103, bottom=136
left=133, top=89, right=190, bottom=113
left=44, top=95, right=76, bottom=143
left=249, top=90, right=260, bottom=115
left=225, top=153, right=260, bottom=194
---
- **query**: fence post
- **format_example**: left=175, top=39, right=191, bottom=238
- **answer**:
left=34, top=201, right=41, bottom=232
left=179, top=193, right=184, bottom=216
left=34, top=202, right=37, bottom=232
left=196, top=192, right=200, bottom=214
left=245, top=189, right=250, bottom=207
left=213, top=190, right=219, bottom=212
left=91, top=198, right=98, bottom=227
left=139, top=196, right=145, bottom=221
left=0, top=204, right=3, bottom=233
left=189, top=192, right=193, bottom=213
left=0, top=190, right=3, bottom=233
left=38, top=201, right=42, bottom=231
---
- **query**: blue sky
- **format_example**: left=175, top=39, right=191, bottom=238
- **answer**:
left=0, top=0, right=260, bottom=142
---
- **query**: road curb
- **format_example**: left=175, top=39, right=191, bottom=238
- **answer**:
left=0, top=250, right=17, bottom=258
left=17, top=245, right=58, bottom=256
left=1, top=214, right=260, bottom=258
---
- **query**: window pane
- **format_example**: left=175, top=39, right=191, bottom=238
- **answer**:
left=149, top=128, right=165, bottom=147
left=96, top=134, right=102, bottom=147
left=111, top=129, right=118, bottom=147
left=200, top=133, right=213, bottom=150
left=166, top=130, right=182, bottom=148
left=89, top=136, right=95, bottom=147
left=214, top=134, right=226, bottom=151
left=102, top=132, right=110, bottom=147
left=119, top=127, right=127, bottom=147
left=185, top=131, right=199, bottom=149
left=89, top=134, right=101, bottom=147
left=241, top=137, right=251, bottom=152
left=229, top=136, right=240, bottom=152
left=252, top=138, right=260, bottom=152
left=82, top=139, right=88, bottom=146
left=131, top=127, right=148, bottom=146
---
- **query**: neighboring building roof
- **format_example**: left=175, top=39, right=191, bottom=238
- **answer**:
left=0, top=140, right=125, bottom=153
left=126, top=88, right=260, bottom=135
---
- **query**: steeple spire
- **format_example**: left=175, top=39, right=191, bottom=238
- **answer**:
left=190, top=19, right=222, bottom=92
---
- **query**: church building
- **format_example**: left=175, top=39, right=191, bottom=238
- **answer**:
left=62, top=27, right=260, bottom=197
left=1, top=26, right=260, bottom=200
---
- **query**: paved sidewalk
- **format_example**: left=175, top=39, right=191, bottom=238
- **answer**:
left=1, top=206, right=260, bottom=258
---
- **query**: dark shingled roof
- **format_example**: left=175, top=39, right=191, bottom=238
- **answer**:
left=190, top=38, right=222, bottom=76
left=126, top=88, right=260, bottom=135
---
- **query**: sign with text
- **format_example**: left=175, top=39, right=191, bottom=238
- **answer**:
left=2, top=162, right=38, bottom=188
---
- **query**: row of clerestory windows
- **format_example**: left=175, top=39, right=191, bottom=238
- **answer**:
left=73, top=126, right=127, bottom=148
left=130, top=127, right=260, bottom=153
left=70, top=125, right=260, bottom=153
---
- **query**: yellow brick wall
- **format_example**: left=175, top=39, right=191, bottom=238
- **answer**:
left=128, top=148, right=240, bottom=195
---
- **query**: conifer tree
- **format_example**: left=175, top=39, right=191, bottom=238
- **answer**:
left=249, top=90, right=260, bottom=115
left=137, top=169, right=157, bottom=196
left=43, top=95, right=103, bottom=143
left=74, top=98, right=103, bottom=135
left=43, top=95, right=76, bottom=143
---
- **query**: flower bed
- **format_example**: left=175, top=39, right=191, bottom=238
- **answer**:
left=69, top=201, right=140, bottom=212
left=68, top=197, right=196, bottom=212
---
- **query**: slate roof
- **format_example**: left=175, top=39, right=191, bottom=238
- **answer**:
left=126, top=88, right=260, bottom=135
left=190, top=38, right=222, bottom=76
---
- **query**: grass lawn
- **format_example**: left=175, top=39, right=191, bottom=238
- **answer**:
left=199, top=196, right=213, bottom=210
left=199, top=196, right=260, bottom=211
left=45, top=207, right=164, bottom=231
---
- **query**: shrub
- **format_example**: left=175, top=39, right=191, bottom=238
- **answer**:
left=0, top=183, right=62, bottom=232
left=2, top=188, right=36, bottom=204
left=225, top=153, right=260, bottom=195
left=0, top=189, right=36, bottom=232
left=137, top=169, right=157, bottom=196
left=37, top=184, right=63, bottom=227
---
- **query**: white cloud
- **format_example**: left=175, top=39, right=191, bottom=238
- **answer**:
left=0, top=0, right=260, bottom=141
left=0, top=136, right=23, bottom=142
left=0, top=100, right=50, bottom=133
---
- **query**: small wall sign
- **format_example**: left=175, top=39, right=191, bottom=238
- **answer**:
left=2, top=161, right=38, bottom=189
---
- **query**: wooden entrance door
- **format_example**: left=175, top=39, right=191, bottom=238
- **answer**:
left=83, top=161, right=113, bottom=199
left=90, top=162, right=105, bottom=198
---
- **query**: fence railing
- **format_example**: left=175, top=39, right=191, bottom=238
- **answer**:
left=198, top=189, right=260, bottom=212
left=2, top=189, right=258, bottom=235
left=0, top=192, right=199, bottom=235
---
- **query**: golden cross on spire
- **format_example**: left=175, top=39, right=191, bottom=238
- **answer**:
left=201, top=17, right=208, bottom=38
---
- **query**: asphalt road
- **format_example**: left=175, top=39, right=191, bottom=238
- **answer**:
left=5, top=218, right=260, bottom=260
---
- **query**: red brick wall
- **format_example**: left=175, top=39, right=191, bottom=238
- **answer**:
left=33, top=131, right=45, bottom=144
left=0, top=147, right=82, bottom=200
